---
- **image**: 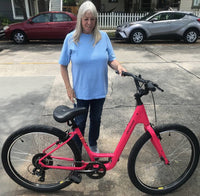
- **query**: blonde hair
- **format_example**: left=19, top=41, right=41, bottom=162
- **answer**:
left=73, top=1, right=101, bottom=46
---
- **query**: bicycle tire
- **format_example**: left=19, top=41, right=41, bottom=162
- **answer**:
left=128, top=124, right=200, bottom=195
left=1, top=125, right=82, bottom=192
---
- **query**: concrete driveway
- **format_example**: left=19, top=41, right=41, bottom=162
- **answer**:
left=0, top=39, right=199, bottom=196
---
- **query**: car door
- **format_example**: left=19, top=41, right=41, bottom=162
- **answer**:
left=146, top=13, right=172, bottom=36
left=50, top=13, right=76, bottom=39
left=26, top=13, right=51, bottom=39
left=167, top=13, right=188, bottom=33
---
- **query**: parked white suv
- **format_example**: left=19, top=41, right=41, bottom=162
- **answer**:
left=116, top=11, right=200, bottom=44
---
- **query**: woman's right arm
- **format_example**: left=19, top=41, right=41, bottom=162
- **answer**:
left=60, top=64, right=76, bottom=103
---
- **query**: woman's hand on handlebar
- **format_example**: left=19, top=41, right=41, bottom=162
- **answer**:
left=109, top=60, right=127, bottom=76
left=117, top=65, right=127, bottom=76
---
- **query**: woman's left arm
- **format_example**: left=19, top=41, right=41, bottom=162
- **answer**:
left=108, top=59, right=127, bottom=75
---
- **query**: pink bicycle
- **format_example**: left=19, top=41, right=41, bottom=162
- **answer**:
left=1, top=72, right=200, bottom=195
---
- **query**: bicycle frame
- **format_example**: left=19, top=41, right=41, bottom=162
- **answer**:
left=39, top=103, right=169, bottom=171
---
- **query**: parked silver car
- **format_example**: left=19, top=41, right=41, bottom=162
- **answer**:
left=116, top=11, right=200, bottom=44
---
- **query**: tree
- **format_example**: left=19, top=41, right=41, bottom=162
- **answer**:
left=63, top=0, right=76, bottom=6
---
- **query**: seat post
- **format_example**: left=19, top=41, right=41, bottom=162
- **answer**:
left=67, top=119, right=78, bottom=129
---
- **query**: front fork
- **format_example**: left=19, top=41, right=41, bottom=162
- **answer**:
left=146, top=125, right=170, bottom=165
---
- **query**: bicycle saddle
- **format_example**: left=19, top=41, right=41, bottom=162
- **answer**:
left=53, top=105, right=87, bottom=123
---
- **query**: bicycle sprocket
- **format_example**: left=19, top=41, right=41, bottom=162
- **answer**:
left=85, top=162, right=106, bottom=179
left=32, top=153, right=53, bottom=170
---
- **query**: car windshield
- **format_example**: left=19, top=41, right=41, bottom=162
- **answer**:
left=138, top=12, right=156, bottom=21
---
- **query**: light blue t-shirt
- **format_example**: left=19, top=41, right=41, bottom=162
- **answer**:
left=59, top=31, right=116, bottom=100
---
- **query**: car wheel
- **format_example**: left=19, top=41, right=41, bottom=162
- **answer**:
left=12, top=31, right=27, bottom=44
left=184, top=29, right=198, bottom=43
left=129, top=30, right=145, bottom=44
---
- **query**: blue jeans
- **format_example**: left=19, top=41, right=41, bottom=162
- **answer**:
left=74, top=98, right=105, bottom=150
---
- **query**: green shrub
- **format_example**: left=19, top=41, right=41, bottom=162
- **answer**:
left=106, top=31, right=115, bottom=38
left=0, top=16, right=13, bottom=26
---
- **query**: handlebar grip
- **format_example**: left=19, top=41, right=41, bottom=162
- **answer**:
left=154, top=84, right=164, bottom=92
left=115, top=71, right=122, bottom=75
left=115, top=71, right=133, bottom=77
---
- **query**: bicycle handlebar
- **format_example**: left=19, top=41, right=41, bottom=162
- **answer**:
left=116, top=71, right=164, bottom=95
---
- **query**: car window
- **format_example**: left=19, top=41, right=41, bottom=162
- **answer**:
left=172, top=13, right=185, bottom=19
left=52, top=13, right=72, bottom=22
left=150, top=13, right=174, bottom=21
left=150, top=13, right=161, bottom=21
left=32, top=13, right=51, bottom=23
left=138, top=12, right=156, bottom=21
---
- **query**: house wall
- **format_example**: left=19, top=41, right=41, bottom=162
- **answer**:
left=0, top=0, right=13, bottom=21
left=50, top=0, right=62, bottom=11
left=101, top=0, right=124, bottom=12
left=151, top=0, right=157, bottom=9
left=100, top=0, right=159, bottom=12
left=180, top=0, right=192, bottom=10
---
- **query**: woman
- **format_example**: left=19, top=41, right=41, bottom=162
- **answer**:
left=59, top=1, right=126, bottom=153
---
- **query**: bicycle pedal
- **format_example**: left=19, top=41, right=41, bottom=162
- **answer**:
left=38, top=176, right=45, bottom=182
left=69, top=172, right=82, bottom=184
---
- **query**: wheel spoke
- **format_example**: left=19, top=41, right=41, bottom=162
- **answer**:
left=2, top=125, right=81, bottom=191
left=128, top=124, right=199, bottom=194
left=185, top=31, right=197, bottom=43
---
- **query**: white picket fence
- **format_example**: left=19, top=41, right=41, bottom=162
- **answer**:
left=98, top=12, right=147, bottom=29
left=98, top=11, right=200, bottom=29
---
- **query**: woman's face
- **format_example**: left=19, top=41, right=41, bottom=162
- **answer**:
left=81, top=11, right=96, bottom=34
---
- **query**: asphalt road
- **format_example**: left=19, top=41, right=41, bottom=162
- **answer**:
left=0, top=38, right=200, bottom=196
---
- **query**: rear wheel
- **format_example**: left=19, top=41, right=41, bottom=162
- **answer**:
left=184, top=29, right=198, bottom=43
left=128, top=124, right=199, bottom=195
left=1, top=125, right=81, bottom=192
left=12, top=30, right=27, bottom=44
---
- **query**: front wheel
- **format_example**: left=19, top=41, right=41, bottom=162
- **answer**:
left=12, top=30, right=27, bottom=44
left=128, top=124, right=199, bottom=195
left=1, top=125, right=81, bottom=192
left=129, top=30, right=145, bottom=44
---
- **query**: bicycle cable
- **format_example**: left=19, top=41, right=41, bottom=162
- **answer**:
left=151, top=91, right=157, bottom=126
